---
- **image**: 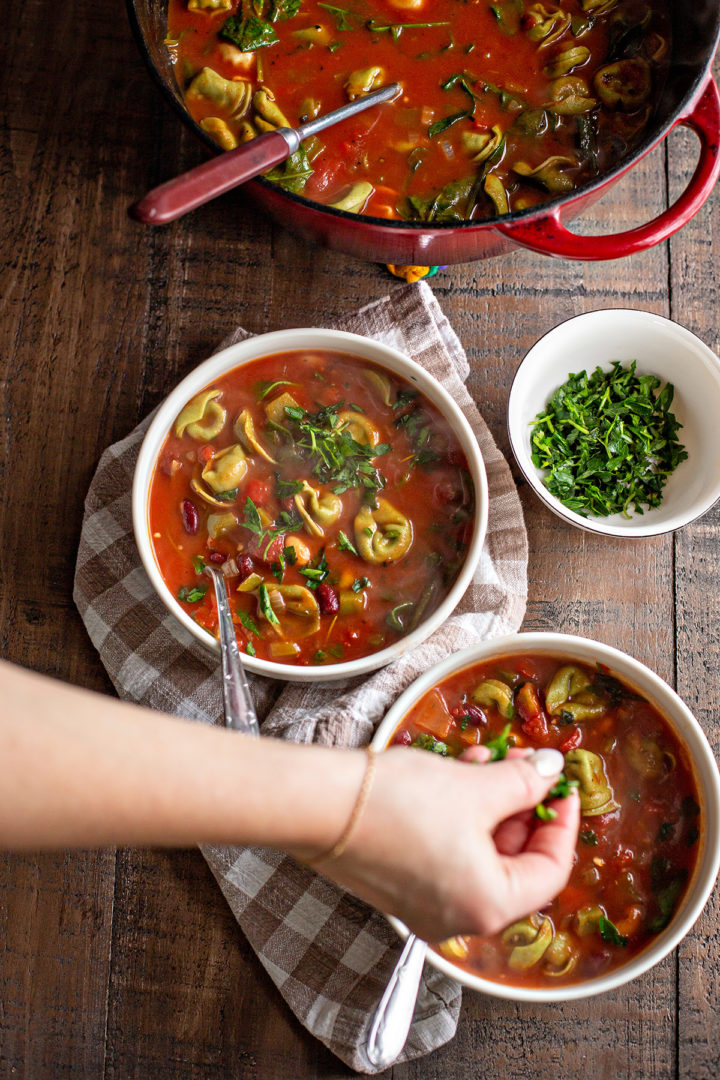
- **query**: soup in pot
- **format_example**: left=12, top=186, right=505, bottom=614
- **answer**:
left=165, top=0, right=670, bottom=221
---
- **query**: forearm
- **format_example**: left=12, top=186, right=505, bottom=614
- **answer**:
left=0, top=660, right=364, bottom=851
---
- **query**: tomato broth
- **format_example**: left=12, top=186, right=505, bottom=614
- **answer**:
left=148, top=349, right=475, bottom=666
left=166, top=0, right=670, bottom=222
left=390, top=654, right=701, bottom=987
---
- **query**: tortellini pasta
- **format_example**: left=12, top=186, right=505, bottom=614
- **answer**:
left=186, top=67, right=251, bottom=119
left=201, top=444, right=248, bottom=493
left=337, top=410, right=381, bottom=448
left=544, top=665, right=606, bottom=721
left=175, top=389, right=226, bottom=440
left=261, top=584, right=321, bottom=638
left=564, top=749, right=619, bottom=816
left=293, top=482, right=343, bottom=537
left=234, top=409, right=276, bottom=463
left=354, top=499, right=413, bottom=563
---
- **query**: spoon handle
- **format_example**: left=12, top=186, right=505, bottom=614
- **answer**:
left=129, top=130, right=292, bottom=225
left=366, top=932, right=427, bottom=1069
left=205, top=565, right=260, bottom=737
left=129, top=82, right=400, bottom=226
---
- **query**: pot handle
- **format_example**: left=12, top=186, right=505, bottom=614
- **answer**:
left=496, top=77, right=720, bottom=261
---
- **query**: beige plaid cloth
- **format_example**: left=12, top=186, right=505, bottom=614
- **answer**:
left=73, top=282, right=528, bottom=1073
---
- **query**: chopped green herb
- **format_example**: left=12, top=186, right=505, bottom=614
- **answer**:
left=367, top=16, right=449, bottom=40
left=313, top=649, right=327, bottom=663
left=485, top=723, right=512, bottom=761
left=241, top=496, right=265, bottom=537
left=413, top=733, right=450, bottom=755
left=213, top=486, right=239, bottom=503
left=193, top=555, right=207, bottom=574
left=598, top=915, right=628, bottom=947
left=280, top=400, right=390, bottom=496
left=238, top=610, right=260, bottom=636
left=178, top=583, right=208, bottom=604
left=283, top=544, right=297, bottom=565
left=298, top=550, right=328, bottom=589
left=351, top=576, right=370, bottom=592
left=580, top=830, right=599, bottom=846
left=337, top=530, right=359, bottom=556
left=317, top=2, right=357, bottom=29
left=246, top=641, right=256, bottom=656
left=530, top=361, right=688, bottom=518
left=657, top=822, right=675, bottom=842
left=536, top=772, right=578, bottom=819
left=257, top=378, right=297, bottom=400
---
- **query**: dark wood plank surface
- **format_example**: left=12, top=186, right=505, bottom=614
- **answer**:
left=1, top=0, right=719, bottom=1076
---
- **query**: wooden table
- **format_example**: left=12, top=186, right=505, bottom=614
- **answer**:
left=2, top=2, right=719, bottom=1076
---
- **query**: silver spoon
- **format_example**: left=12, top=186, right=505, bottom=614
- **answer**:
left=366, top=931, right=427, bottom=1069
left=204, top=563, right=259, bottom=736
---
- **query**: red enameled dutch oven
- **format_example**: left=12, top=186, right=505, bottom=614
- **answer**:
left=127, top=0, right=720, bottom=264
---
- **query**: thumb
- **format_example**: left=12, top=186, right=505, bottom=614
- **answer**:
left=498, top=790, right=580, bottom=920
left=472, top=748, right=566, bottom=829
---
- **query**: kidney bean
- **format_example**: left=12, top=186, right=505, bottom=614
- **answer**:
left=451, top=702, right=487, bottom=726
left=317, top=583, right=339, bottom=615
left=207, top=551, right=225, bottom=565
left=181, top=499, right=199, bottom=535
left=393, top=729, right=413, bottom=746
left=237, top=553, right=255, bottom=581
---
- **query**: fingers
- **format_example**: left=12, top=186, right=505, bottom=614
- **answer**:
left=466, top=752, right=565, bottom=829
left=496, top=791, right=580, bottom=925
left=493, top=809, right=535, bottom=856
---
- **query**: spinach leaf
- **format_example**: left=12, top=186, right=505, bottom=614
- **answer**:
left=220, top=13, right=279, bottom=51
left=598, top=915, right=628, bottom=947
left=265, top=144, right=313, bottom=194
left=403, top=176, right=477, bottom=223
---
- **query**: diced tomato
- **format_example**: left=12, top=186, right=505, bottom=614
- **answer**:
left=517, top=660, right=542, bottom=681
left=245, top=478, right=270, bottom=505
left=559, top=727, right=582, bottom=753
left=198, top=445, right=214, bottom=464
left=609, top=847, right=634, bottom=870
left=246, top=533, right=285, bottom=564
left=515, top=683, right=550, bottom=742
left=521, top=713, right=550, bottom=742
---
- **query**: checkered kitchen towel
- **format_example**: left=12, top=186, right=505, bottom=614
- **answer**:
left=73, top=281, right=528, bottom=1073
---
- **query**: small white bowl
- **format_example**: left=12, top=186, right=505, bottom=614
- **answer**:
left=507, top=310, right=720, bottom=537
left=132, top=328, right=488, bottom=683
left=372, top=632, right=720, bottom=1002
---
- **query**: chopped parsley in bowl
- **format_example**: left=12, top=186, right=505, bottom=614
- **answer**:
left=508, top=310, right=720, bottom=538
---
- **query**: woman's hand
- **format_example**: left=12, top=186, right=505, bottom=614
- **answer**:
left=312, top=745, right=580, bottom=943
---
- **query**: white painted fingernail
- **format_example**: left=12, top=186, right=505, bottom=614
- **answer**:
left=527, top=748, right=565, bottom=777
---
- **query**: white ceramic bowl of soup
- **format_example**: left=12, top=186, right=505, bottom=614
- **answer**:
left=132, top=328, right=488, bottom=682
left=507, top=310, right=720, bottom=537
left=372, top=631, right=720, bottom=1001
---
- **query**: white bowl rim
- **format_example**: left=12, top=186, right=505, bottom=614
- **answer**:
left=371, top=630, right=720, bottom=1001
left=132, top=327, right=489, bottom=683
left=507, top=308, right=720, bottom=538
